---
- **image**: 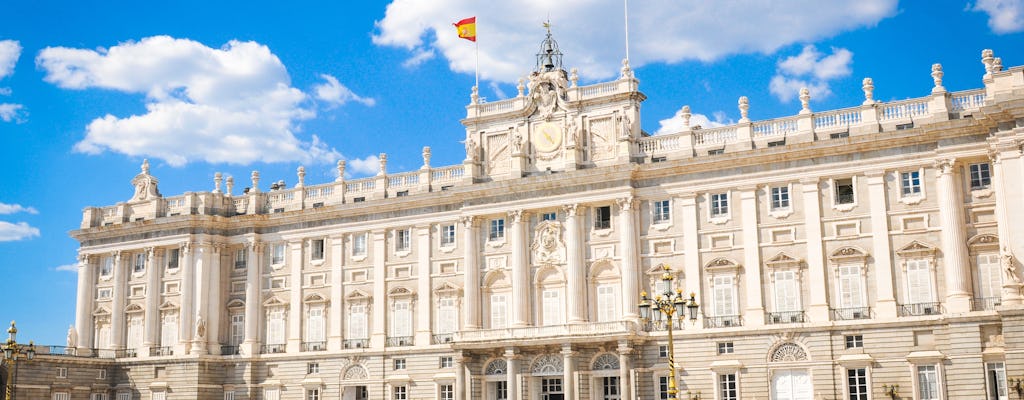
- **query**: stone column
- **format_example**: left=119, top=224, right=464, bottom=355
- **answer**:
left=617, top=341, right=633, bottom=400
left=505, top=348, right=520, bottom=400
left=75, top=253, right=94, bottom=353
left=110, top=251, right=126, bottom=350
left=242, top=240, right=262, bottom=356
left=935, top=159, right=973, bottom=312
left=866, top=171, right=898, bottom=318
left=328, top=236, right=344, bottom=350
left=179, top=242, right=195, bottom=353
left=510, top=210, right=531, bottom=327
left=564, top=204, right=586, bottom=323
left=990, top=148, right=1024, bottom=305
left=190, top=244, right=212, bottom=355
left=739, top=187, right=764, bottom=326
left=143, top=248, right=160, bottom=350
left=454, top=353, right=466, bottom=400
left=679, top=193, right=703, bottom=328
left=800, top=178, right=830, bottom=321
left=462, top=216, right=481, bottom=329
left=415, top=224, right=432, bottom=345
left=371, top=229, right=387, bottom=347
left=617, top=197, right=640, bottom=320
left=562, top=344, right=576, bottom=400
left=287, top=240, right=304, bottom=352
left=206, top=245, right=223, bottom=355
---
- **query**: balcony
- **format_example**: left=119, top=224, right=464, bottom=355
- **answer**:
left=261, top=344, right=287, bottom=354
left=767, top=311, right=806, bottom=325
left=643, top=320, right=686, bottom=332
left=342, top=339, right=369, bottom=349
left=386, top=336, right=414, bottom=347
left=972, top=297, right=1001, bottom=311
left=455, top=321, right=637, bottom=344
left=220, top=345, right=240, bottom=355
left=900, top=302, right=943, bottom=317
left=831, top=307, right=872, bottom=321
left=302, top=341, right=327, bottom=352
left=432, top=334, right=455, bottom=344
left=114, top=349, right=137, bottom=358
left=150, top=346, right=174, bottom=356
left=704, top=315, right=742, bottom=328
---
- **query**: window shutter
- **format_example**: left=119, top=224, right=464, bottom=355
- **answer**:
left=542, top=289, right=562, bottom=325
left=230, top=314, right=244, bottom=345
left=127, top=316, right=143, bottom=349
left=392, top=301, right=412, bottom=337
left=308, top=307, right=325, bottom=342
left=977, top=254, right=1003, bottom=299
left=713, top=276, right=735, bottom=316
left=268, top=310, right=286, bottom=345
left=906, top=259, right=934, bottom=304
left=490, top=294, right=507, bottom=329
left=97, top=325, right=111, bottom=349
left=838, top=264, right=864, bottom=308
left=773, top=271, right=799, bottom=312
left=438, top=298, right=457, bottom=334
left=349, top=305, right=367, bottom=339
left=161, top=314, right=177, bottom=346
left=597, top=284, right=618, bottom=322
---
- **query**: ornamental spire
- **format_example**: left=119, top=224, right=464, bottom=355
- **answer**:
left=536, top=20, right=564, bottom=73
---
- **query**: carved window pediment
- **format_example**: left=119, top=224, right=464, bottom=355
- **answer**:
left=765, top=252, right=804, bottom=270
left=967, top=234, right=1000, bottom=253
left=93, top=306, right=111, bottom=316
left=704, top=258, right=741, bottom=272
left=303, top=293, right=329, bottom=305
left=828, top=247, right=868, bottom=263
left=434, top=282, right=463, bottom=298
left=770, top=342, right=809, bottom=363
left=158, top=301, right=178, bottom=311
left=484, top=269, right=511, bottom=289
left=226, top=299, right=246, bottom=310
left=343, top=365, right=368, bottom=380
left=388, top=286, right=415, bottom=299
left=262, top=295, right=288, bottom=308
left=124, top=303, right=144, bottom=313
left=346, top=289, right=372, bottom=303
left=895, top=240, right=937, bottom=258
left=531, top=354, right=564, bottom=375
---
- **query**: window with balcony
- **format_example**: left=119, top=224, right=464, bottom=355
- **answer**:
left=541, top=289, right=563, bottom=326
left=349, top=304, right=368, bottom=340
left=490, top=294, right=508, bottom=329
left=596, top=284, right=618, bottom=322
left=266, top=308, right=286, bottom=347
left=904, top=259, right=937, bottom=314
left=306, top=306, right=325, bottom=346
left=230, top=314, right=244, bottom=346
left=711, top=275, right=738, bottom=326
left=437, top=297, right=457, bottom=335
left=391, top=300, right=412, bottom=339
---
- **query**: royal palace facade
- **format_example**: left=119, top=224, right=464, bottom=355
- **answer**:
left=9, top=36, right=1024, bottom=400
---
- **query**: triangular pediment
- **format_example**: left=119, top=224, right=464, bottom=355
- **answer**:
left=895, top=240, right=937, bottom=257
left=262, top=295, right=288, bottom=307
left=829, top=246, right=868, bottom=261
left=765, top=252, right=803, bottom=268
left=303, top=293, right=329, bottom=304
left=433, top=281, right=463, bottom=296
left=158, top=300, right=179, bottom=311
left=388, top=286, right=415, bottom=298
left=124, top=303, right=144, bottom=313
left=704, top=257, right=741, bottom=270
left=346, top=289, right=372, bottom=301
left=226, top=299, right=246, bottom=309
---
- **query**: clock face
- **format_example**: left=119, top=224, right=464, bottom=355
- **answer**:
left=533, top=122, right=562, bottom=153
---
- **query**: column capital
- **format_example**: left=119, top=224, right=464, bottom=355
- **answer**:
left=616, top=340, right=633, bottom=354
left=460, top=215, right=478, bottom=228
left=676, top=192, right=698, bottom=203
left=507, top=209, right=525, bottom=223
left=77, top=253, right=91, bottom=265
left=799, top=176, right=820, bottom=186
left=864, top=169, right=887, bottom=180
left=503, top=347, right=520, bottom=359
left=562, top=203, right=581, bottom=216
left=736, top=184, right=759, bottom=193
left=560, top=343, right=575, bottom=356
left=934, top=158, right=957, bottom=175
left=615, top=196, right=635, bottom=211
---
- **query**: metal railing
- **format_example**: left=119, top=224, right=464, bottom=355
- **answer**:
left=832, top=307, right=871, bottom=320
left=386, top=336, right=414, bottom=347
left=767, top=311, right=806, bottom=324
left=432, top=334, right=454, bottom=344
left=220, top=345, right=240, bottom=355
left=972, top=297, right=1002, bottom=311
left=114, top=349, right=137, bottom=358
left=150, top=347, right=173, bottom=356
left=704, top=315, right=742, bottom=328
left=342, top=339, right=369, bottom=349
left=900, top=302, right=943, bottom=316
left=261, top=344, right=286, bottom=354
left=302, top=341, right=327, bottom=352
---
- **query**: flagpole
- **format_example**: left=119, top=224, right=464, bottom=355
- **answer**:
left=475, top=40, right=480, bottom=91
left=624, top=0, right=630, bottom=62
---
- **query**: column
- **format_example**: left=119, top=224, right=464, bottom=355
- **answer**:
left=75, top=253, right=94, bottom=353
left=739, top=187, right=764, bottom=326
left=415, top=224, right=432, bottom=345
left=454, top=354, right=466, bottom=400
left=371, top=229, right=387, bottom=347
left=510, top=210, right=530, bottom=327
left=505, top=348, right=520, bottom=400
left=287, top=240, right=303, bottom=352
left=866, top=171, right=898, bottom=318
left=617, top=341, right=633, bottom=400
left=191, top=244, right=211, bottom=355
left=242, top=240, right=262, bottom=356
left=990, top=149, right=1024, bottom=305
left=328, top=236, right=344, bottom=350
left=617, top=197, right=639, bottom=320
left=110, top=251, right=126, bottom=350
left=800, top=178, right=830, bottom=321
left=206, top=245, right=223, bottom=355
left=143, top=248, right=160, bottom=350
left=179, top=242, right=195, bottom=353
left=564, top=204, right=586, bottom=323
left=561, top=344, right=576, bottom=400
left=679, top=193, right=703, bottom=328
left=462, top=216, right=481, bottom=329
left=934, top=159, right=973, bottom=311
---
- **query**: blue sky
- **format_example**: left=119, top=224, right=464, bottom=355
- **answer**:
left=1, top=0, right=1022, bottom=345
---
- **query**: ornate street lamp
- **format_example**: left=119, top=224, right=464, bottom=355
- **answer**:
left=639, top=265, right=699, bottom=400
left=2, top=321, right=35, bottom=400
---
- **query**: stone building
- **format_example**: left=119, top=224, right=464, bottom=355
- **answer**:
left=13, top=35, right=1024, bottom=400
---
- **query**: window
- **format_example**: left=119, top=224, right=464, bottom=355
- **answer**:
left=596, top=284, right=618, bottom=322
left=230, top=314, right=244, bottom=345
left=711, top=193, right=729, bottom=216
left=970, top=162, right=992, bottom=189
left=100, top=256, right=113, bottom=277
left=307, top=306, right=325, bottom=343
left=441, top=224, right=456, bottom=246
left=392, top=300, right=412, bottom=337
left=652, top=200, right=671, bottom=224
left=986, top=362, right=1007, bottom=400
left=906, top=259, right=935, bottom=304
left=353, top=233, right=367, bottom=256
left=233, top=248, right=246, bottom=270
left=847, top=368, right=868, bottom=400
left=396, top=229, right=411, bottom=251
left=306, top=389, right=320, bottom=400
left=98, top=369, right=107, bottom=379
left=658, top=376, right=670, bottom=400
left=271, top=243, right=286, bottom=265
left=97, top=288, right=112, bottom=299
left=489, top=219, right=505, bottom=241
left=152, top=392, right=166, bottom=400
left=311, top=239, right=325, bottom=260
left=542, top=212, right=557, bottom=221
left=53, top=393, right=70, bottom=400
left=658, top=345, right=669, bottom=358
left=901, top=170, right=922, bottom=196
left=437, top=298, right=457, bottom=334
left=773, top=271, right=800, bottom=312
left=719, top=373, right=738, bottom=400
left=542, top=289, right=562, bottom=326
left=439, top=356, right=454, bottom=368
left=127, top=315, right=143, bottom=350
left=166, top=249, right=179, bottom=270
left=712, top=275, right=737, bottom=317
left=160, top=312, right=178, bottom=347
left=708, top=149, right=724, bottom=155
left=349, top=304, right=368, bottom=339
left=396, top=190, right=409, bottom=197
left=496, top=381, right=508, bottom=400
left=834, top=178, right=855, bottom=204
left=439, top=384, right=454, bottom=400
left=264, top=388, right=280, bottom=400
left=601, top=376, right=620, bottom=400
left=594, top=206, right=612, bottom=230
left=917, top=365, right=940, bottom=400
left=224, top=392, right=235, bottom=400
left=838, top=263, right=866, bottom=308
left=267, top=308, right=286, bottom=345
left=717, top=342, right=734, bottom=354
left=57, top=366, right=68, bottom=378
left=845, top=335, right=863, bottom=349
left=393, top=385, right=407, bottom=400
left=133, top=253, right=146, bottom=273
left=490, top=294, right=507, bottom=329
left=307, top=362, right=320, bottom=374
left=771, top=186, right=790, bottom=209
left=91, top=394, right=109, bottom=400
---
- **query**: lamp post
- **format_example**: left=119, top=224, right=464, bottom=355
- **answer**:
left=638, top=264, right=699, bottom=400
left=1, top=321, right=35, bottom=400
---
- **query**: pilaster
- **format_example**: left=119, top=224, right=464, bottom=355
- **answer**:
left=992, top=146, right=1024, bottom=305
left=462, top=216, right=481, bottom=329
left=617, top=197, right=640, bottom=321
left=190, top=243, right=212, bottom=355
left=371, top=229, right=387, bottom=348
left=800, top=178, right=830, bottom=321
left=564, top=204, right=586, bottom=323
left=143, top=248, right=160, bottom=351
left=866, top=171, right=898, bottom=318
left=415, top=224, right=432, bottom=345
left=206, top=244, right=223, bottom=355
left=286, top=240, right=303, bottom=353
left=328, top=236, right=344, bottom=351
left=241, top=240, right=262, bottom=356
left=74, top=253, right=94, bottom=353
left=178, top=242, right=194, bottom=354
left=935, top=158, right=973, bottom=312
left=739, top=187, right=764, bottom=326
left=679, top=193, right=704, bottom=329
left=110, top=251, right=126, bottom=350
left=510, top=210, right=531, bottom=327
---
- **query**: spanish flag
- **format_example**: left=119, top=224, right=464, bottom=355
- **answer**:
left=454, top=17, right=476, bottom=42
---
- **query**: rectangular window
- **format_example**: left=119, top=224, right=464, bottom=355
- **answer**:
left=594, top=206, right=612, bottom=230
left=917, top=365, right=940, bottom=400
left=835, top=178, right=855, bottom=204
left=970, top=162, right=992, bottom=190
left=133, top=253, right=146, bottom=273
left=230, top=314, right=244, bottom=345
left=652, top=200, right=671, bottom=224
left=596, top=284, right=618, bottom=322
left=307, top=306, right=325, bottom=343
left=234, top=249, right=246, bottom=270
left=391, top=301, right=413, bottom=338
left=838, top=264, right=865, bottom=308
left=438, top=297, right=458, bottom=334
left=717, top=342, right=734, bottom=354
left=602, top=376, right=619, bottom=400
left=101, top=256, right=113, bottom=277
left=659, top=376, right=670, bottom=400
left=311, top=239, right=325, bottom=260
left=99, top=369, right=107, bottom=379
left=91, top=394, right=109, bottom=400
left=349, top=304, right=368, bottom=339
left=711, top=193, right=729, bottom=216
left=713, top=275, right=736, bottom=316
left=489, top=219, right=505, bottom=241
left=906, top=259, right=935, bottom=304
left=307, top=362, right=320, bottom=374
left=53, top=393, right=70, bottom=400
left=353, top=233, right=367, bottom=257
left=441, top=224, right=456, bottom=246
left=97, top=287, right=112, bottom=299
left=847, top=368, right=868, bottom=400
left=658, top=345, right=669, bottom=358
left=986, top=362, right=1007, bottom=400
left=160, top=313, right=178, bottom=347
left=271, top=243, right=285, bottom=265
left=845, top=335, right=864, bottom=349
left=57, top=367, right=68, bottom=378
left=306, top=389, right=320, bottom=400
left=166, top=249, right=179, bottom=270
left=719, top=373, right=738, bottom=400
left=393, top=386, right=407, bottom=400
left=490, top=294, right=507, bottom=329
left=771, top=186, right=790, bottom=209
left=267, top=308, right=286, bottom=345
left=439, top=384, right=454, bottom=400
left=901, top=170, right=922, bottom=196
left=978, top=253, right=1004, bottom=300
left=496, top=381, right=508, bottom=400
left=117, top=394, right=131, bottom=400
left=773, top=270, right=800, bottom=312
left=224, top=392, right=235, bottom=400
left=542, top=212, right=557, bottom=221
left=264, top=388, right=280, bottom=400
left=542, top=289, right=562, bottom=326
left=439, top=356, right=454, bottom=368
left=127, top=315, right=143, bottom=350
left=396, top=229, right=411, bottom=251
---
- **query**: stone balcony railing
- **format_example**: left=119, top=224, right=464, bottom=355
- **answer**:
left=466, top=78, right=635, bottom=119
left=454, top=320, right=637, bottom=343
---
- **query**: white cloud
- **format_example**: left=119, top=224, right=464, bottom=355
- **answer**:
left=0, top=40, right=20, bottom=79
left=973, top=0, right=1024, bottom=34
left=0, top=103, right=26, bottom=123
left=313, top=74, right=375, bottom=108
left=654, top=106, right=727, bottom=135
left=488, top=81, right=508, bottom=100
left=346, top=154, right=381, bottom=177
left=0, top=221, right=40, bottom=242
left=55, top=263, right=78, bottom=273
left=0, top=203, right=38, bottom=215
left=769, top=45, right=852, bottom=102
left=373, top=0, right=895, bottom=83
left=37, top=36, right=341, bottom=166
left=401, top=48, right=436, bottom=68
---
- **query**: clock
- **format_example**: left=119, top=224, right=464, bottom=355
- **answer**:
left=533, top=122, right=562, bottom=153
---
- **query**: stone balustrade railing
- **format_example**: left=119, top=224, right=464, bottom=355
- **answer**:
left=454, top=320, right=637, bottom=343
left=466, top=77, right=637, bottom=119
